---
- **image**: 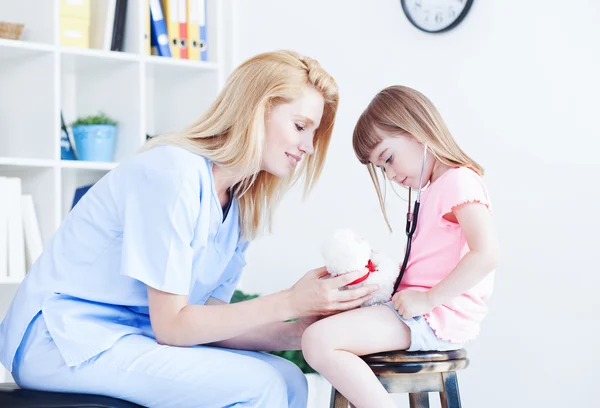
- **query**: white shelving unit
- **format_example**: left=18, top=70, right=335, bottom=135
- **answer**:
left=0, top=0, right=233, bottom=383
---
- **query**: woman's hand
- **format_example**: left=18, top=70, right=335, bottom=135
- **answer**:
left=392, top=289, right=434, bottom=319
left=285, top=267, right=380, bottom=318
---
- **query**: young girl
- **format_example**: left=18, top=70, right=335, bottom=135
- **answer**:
left=302, top=85, right=500, bottom=408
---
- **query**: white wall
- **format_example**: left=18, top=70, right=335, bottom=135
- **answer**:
left=232, top=0, right=600, bottom=407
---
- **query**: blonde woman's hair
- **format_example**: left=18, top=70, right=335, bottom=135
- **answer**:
left=352, top=85, right=483, bottom=230
left=144, top=50, right=339, bottom=239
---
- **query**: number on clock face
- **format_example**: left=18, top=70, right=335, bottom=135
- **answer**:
left=401, top=0, right=474, bottom=33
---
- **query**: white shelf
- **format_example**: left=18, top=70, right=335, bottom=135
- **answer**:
left=0, top=38, right=55, bottom=57
left=144, top=55, right=219, bottom=72
left=0, top=277, right=24, bottom=285
left=61, top=47, right=140, bottom=72
left=60, top=160, right=118, bottom=171
left=0, top=158, right=119, bottom=171
left=0, top=157, right=56, bottom=168
left=0, top=0, right=232, bottom=293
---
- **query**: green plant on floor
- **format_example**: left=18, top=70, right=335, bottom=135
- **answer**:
left=231, top=290, right=316, bottom=374
left=71, top=111, right=118, bottom=127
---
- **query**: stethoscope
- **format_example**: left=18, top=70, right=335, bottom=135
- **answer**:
left=391, top=144, right=428, bottom=295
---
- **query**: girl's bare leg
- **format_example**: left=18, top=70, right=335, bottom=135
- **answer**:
left=302, top=305, right=411, bottom=408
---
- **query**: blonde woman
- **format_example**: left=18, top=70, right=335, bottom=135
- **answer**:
left=0, top=51, right=379, bottom=408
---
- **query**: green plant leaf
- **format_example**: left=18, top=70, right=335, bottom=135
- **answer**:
left=71, top=111, right=118, bottom=126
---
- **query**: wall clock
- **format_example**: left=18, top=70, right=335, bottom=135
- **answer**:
left=401, top=0, right=474, bottom=33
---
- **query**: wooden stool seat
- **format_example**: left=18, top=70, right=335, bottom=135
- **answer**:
left=362, top=348, right=467, bottom=364
left=330, top=349, right=469, bottom=408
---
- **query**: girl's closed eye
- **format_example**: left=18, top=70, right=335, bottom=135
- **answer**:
left=385, top=155, right=393, bottom=165
left=295, top=123, right=305, bottom=132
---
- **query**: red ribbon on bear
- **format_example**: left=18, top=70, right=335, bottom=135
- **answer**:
left=347, top=259, right=376, bottom=286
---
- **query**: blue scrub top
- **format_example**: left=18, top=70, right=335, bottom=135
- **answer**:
left=0, top=145, right=249, bottom=370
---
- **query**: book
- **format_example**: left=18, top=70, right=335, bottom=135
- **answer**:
left=21, top=195, right=43, bottom=271
left=0, top=177, right=8, bottom=278
left=5, top=177, right=26, bottom=279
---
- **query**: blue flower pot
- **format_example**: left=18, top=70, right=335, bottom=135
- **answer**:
left=72, top=124, right=117, bottom=162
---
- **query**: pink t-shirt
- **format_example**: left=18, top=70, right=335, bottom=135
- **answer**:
left=397, top=166, right=495, bottom=343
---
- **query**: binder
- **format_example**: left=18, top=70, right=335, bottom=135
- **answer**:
left=177, top=0, right=189, bottom=59
left=111, top=0, right=128, bottom=51
left=186, top=0, right=200, bottom=60
left=6, top=177, right=26, bottom=279
left=72, top=184, right=94, bottom=209
left=198, top=0, right=207, bottom=61
left=60, top=0, right=91, bottom=49
left=150, top=0, right=171, bottom=57
left=144, top=0, right=151, bottom=55
left=60, top=0, right=91, bottom=19
left=60, top=111, right=77, bottom=160
left=0, top=178, right=8, bottom=278
left=21, top=195, right=43, bottom=271
left=89, top=0, right=117, bottom=50
left=60, top=16, right=90, bottom=48
left=161, top=0, right=181, bottom=58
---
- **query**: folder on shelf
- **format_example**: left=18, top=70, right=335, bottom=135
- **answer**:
left=21, top=195, right=43, bottom=272
left=111, top=0, right=128, bottom=52
left=60, top=0, right=91, bottom=19
left=144, top=0, right=151, bottom=55
left=177, top=0, right=189, bottom=59
left=61, top=111, right=77, bottom=160
left=161, top=0, right=182, bottom=58
left=150, top=0, right=171, bottom=57
left=60, top=16, right=90, bottom=48
left=5, top=177, right=26, bottom=279
left=187, top=0, right=201, bottom=60
left=72, top=184, right=94, bottom=210
left=0, top=178, right=8, bottom=278
left=198, top=0, right=207, bottom=61
left=90, top=0, right=117, bottom=50
left=60, top=0, right=91, bottom=49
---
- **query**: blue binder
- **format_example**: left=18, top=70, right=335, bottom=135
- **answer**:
left=199, top=0, right=207, bottom=61
left=150, top=0, right=171, bottom=57
left=71, top=184, right=94, bottom=210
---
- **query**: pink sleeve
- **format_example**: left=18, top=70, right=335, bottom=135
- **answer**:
left=438, top=167, right=492, bottom=219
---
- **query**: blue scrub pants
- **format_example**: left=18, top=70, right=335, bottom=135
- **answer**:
left=12, top=313, right=308, bottom=407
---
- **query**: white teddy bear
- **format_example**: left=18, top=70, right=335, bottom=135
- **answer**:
left=321, top=229, right=399, bottom=307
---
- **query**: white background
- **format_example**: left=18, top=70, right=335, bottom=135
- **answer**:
left=232, top=0, right=600, bottom=406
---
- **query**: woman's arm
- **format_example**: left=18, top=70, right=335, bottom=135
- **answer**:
left=148, top=267, right=378, bottom=347
left=427, top=202, right=500, bottom=306
left=205, top=298, right=307, bottom=351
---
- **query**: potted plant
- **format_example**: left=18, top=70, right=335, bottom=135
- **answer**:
left=70, top=112, right=118, bottom=162
left=231, top=290, right=331, bottom=407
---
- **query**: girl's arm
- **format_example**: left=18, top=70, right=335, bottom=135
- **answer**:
left=427, top=202, right=500, bottom=306
left=148, top=267, right=378, bottom=347
left=394, top=202, right=499, bottom=318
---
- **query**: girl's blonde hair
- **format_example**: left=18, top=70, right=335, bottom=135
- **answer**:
left=352, top=85, right=483, bottom=230
left=144, top=50, right=339, bottom=239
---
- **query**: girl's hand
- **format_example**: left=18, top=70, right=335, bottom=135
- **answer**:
left=286, top=267, right=380, bottom=318
left=392, top=289, right=434, bottom=319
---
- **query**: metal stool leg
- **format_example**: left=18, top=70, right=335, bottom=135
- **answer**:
left=439, top=372, right=462, bottom=408
left=409, top=392, right=430, bottom=408
left=330, top=387, right=349, bottom=408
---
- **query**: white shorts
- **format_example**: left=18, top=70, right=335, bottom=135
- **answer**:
left=383, top=301, right=463, bottom=352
